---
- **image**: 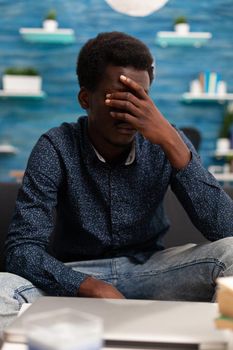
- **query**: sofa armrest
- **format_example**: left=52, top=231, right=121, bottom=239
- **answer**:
left=0, top=182, right=21, bottom=271
left=164, top=186, right=233, bottom=248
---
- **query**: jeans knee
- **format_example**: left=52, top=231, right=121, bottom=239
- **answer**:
left=0, top=272, right=43, bottom=306
left=216, top=237, right=233, bottom=254
left=213, top=237, right=233, bottom=274
left=0, top=273, right=32, bottom=336
left=0, top=272, right=32, bottom=294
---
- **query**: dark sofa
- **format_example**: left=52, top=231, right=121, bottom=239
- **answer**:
left=0, top=181, right=232, bottom=272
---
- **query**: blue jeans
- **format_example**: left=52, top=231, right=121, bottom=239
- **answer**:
left=1, top=237, right=233, bottom=337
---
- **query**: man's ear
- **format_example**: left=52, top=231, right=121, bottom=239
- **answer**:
left=78, top=87, right=90, bottom=110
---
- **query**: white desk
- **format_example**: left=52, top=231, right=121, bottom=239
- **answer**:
left=2, top=301, right=233, bottom=350
left=2, top=305, right=30, bottom=350
left=2, top=344, right=26, bottom=350
left=1, top=304, right=174, bottom=350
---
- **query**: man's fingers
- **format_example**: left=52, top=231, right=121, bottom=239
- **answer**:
left=105, top=98, right=140, bottom=117
left=106, top=91, right=140, bottom=108
left=110, top=111, right=139, bottom=128
left=120, top=75, right=148, bottom=99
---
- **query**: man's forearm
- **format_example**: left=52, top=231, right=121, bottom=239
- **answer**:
left=5, top=243, right=88, bottom=296
left=160, top=126, right=191, bottom=170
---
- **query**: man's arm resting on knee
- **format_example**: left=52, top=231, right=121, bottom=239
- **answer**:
left=5, top=135, right=89, bottom=297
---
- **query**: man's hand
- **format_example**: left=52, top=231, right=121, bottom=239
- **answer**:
left=78, top=276, right=125, bottom=299
left=105, top=74, right=191, bottom=169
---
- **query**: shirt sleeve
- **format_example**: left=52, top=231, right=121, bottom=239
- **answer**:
left=170, top=129, right=233, bottom=241
left=5, top=134, right=89, bottom=296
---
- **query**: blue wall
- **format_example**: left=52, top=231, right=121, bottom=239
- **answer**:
left=0, top=0, right=232, bottom=181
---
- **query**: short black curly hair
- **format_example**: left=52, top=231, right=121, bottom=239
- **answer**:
left=76, top=31, right=154, bottom=91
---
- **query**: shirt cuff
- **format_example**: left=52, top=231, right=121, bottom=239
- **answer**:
left=172, top=151, right=220, bottom=188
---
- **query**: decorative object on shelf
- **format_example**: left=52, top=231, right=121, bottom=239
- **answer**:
left=43, top=9, right=58, bottom=31
left=209, top=155, right=233, bottom=182
left=174, top=16, right=190, bottom=33
left=19, top=9, right=75, bottom=44
left=0, top=143, right=19, bottom=155
left=9, top=170, right=24, bottom=183
left=156, top=16, right=212, bottom=47
left=216, top=138, right=231, bottom=155
left=0, top=67, right=46, bottom=99
left=215, top=103, right=233, bottom=157
left=211, top=104, right=233, bottom=176
left=105, top=0, right=169, bottom=17
left=219, top=104, right=233, bottom=140
left=208, top=166, right=233, bottom=183
left=182, top=71, right=233, bottom=103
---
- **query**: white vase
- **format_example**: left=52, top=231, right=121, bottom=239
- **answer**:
left=174, top=23, right=190, bottom=34
left=216, top=138, right=230, bottom=153
left=217, top=81, right=227, bottom=95
left=190, top=79, right=202, bottom=95
left=42, top=20, right=58, bottom=31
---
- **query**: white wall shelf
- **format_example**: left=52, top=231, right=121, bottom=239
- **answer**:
left=0, top=90, right=46, bottom=99
left=0, top=144, right=18, bottom=155
left=209, top=172, right=233, bottom=182
left=214, top=150, right=233, bottom=158
left=19, top=28, right=75, bottom=44
left=156, top=31, right=212, bottom=47
left=181, top=92, right=233, bottom=104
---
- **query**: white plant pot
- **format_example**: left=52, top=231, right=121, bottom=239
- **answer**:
left=3, top=75, right=42, bottom=93
left=42, top=19, right=58, bottom=31
left=174, top=23, right=190, bottom=33
left=216, top=138, right=230, bottom=153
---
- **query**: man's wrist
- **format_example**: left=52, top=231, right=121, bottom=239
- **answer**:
left=160, top=129, right=191, bottom=170
left=77, top=276, right=96, bottom=297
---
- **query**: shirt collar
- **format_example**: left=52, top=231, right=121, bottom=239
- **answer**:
left=92, top=141, right=136, bottom=166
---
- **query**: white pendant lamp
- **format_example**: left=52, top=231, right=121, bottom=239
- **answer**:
left=105, top=0, right=169, bottom=17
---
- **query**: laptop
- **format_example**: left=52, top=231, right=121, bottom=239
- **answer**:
left=4, top=297, right=228, bottom=349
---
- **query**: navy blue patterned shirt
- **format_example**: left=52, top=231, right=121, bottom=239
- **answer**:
left=5, top=116, right=233, bottom=296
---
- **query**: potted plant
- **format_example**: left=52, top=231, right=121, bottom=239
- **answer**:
left=174, top=16, right=190, bottom=33
left=217, top=104, right=233, bottom=153
left=2, top=67, right=42, bottom=94
left=43, top=9, right=58, bottom=31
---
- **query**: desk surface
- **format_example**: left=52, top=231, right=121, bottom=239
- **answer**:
left=2, top=300, right=233, bottom=350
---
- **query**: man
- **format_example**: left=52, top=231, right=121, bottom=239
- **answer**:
left=1, top=32, right=233, bottom=331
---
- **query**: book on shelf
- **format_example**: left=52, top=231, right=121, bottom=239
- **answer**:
left=199, top=72, right=204, bottom=92
left=204, top=71, right=210, bottom=93
left=204, top=71, right=221, bottom=94
left=190, top=71, right=226, bottom=95
left=209, top=72, right=217, bottom=94
left=215, top=276, right=233, bottom=330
